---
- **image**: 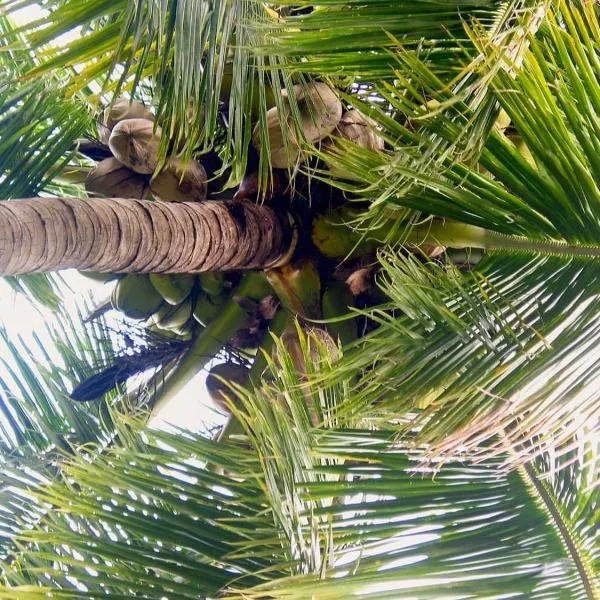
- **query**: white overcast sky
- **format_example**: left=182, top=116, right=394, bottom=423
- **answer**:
left=0, top=271, right=225, bottom=433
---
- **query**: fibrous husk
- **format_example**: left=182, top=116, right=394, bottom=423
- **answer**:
left=346, top=266, right=374, bottom=296
left=290, top=82, right=342, bottom=144
left=108, top=118, right=161, bottom=175
left=150, top=158, right=208, bottom=202
left=323, top=109, right=384, bottom=176
left=85, top=157, right=149, bottom=199
left=333, top=109, right=384, bottom=151
left=252, top=81, right=342, bottom=168
left=252, top=106, right=301, bottom=168
left=206, top=362, right=250, bottom=413
left=98, top=99, right=153, bottom=145
left=233, top=170, right=286, bottom=202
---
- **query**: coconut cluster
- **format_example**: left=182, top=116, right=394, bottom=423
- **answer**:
left=252, top=81, right=384, bottom=172
left=86, top=99, right=207, bottom=203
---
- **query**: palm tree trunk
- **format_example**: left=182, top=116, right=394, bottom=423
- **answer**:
left=0, top=197, right=296, bottom=274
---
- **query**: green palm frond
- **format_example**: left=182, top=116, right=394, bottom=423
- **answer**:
left=302, top=0, right=600, bottom=472
left=232, top=431, right=596, bottom=599
left=266, top=0, right=549, bottom=173
left=264, top=0, right=510, bottom=78
left=2, top=274, right=63, bottom=312
left=294, top=1, right=600, bottom=474
left=0, top=12, right=93, bottom=309
left=0, top=76, right=89, bottom=199
left=226, top=330, right=598, bottom=598
left=1, top=424, right=274, bottom=597
left=524, top=441, right=600, bottom=599
left=0, top=303, right=125, bottom=562
left=316, top=1, right=600, bottom=246
left=0, top=305, right=121, bottom=456
left=1, top=332, right=596, bottom=597
left=323, top=249, right=600, bottom=474
left=0, top=12, right=92, bottom=200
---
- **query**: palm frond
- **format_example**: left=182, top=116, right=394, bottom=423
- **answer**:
left=320, top=249, right=600, bottom=477
left=303, top=0, right=600, bottom=474
left=229, top=431, right=594, bottom=599
left=267, top=0, right=549, bottom=180
left=1, top=274, right=63, bottom=312
left=263, top=0, right=508, bottom=78
left=2, top=0, right=300, bottom=180
left=0, top=304, right=122, bottom=456
left=0, top=11, right=92, bottom=200
left=1, top=422, right=275, bottom=596
left=228, top=329, right=597, bottom=598
left=3, top=335, right=597, bottom=597
left=317, top=1, right=600, bottom=247
left=523, top=441, right=600, bottom=599
left=0, top=11, right=93, bottom=309
left=0, top=302, right=127, bottom=561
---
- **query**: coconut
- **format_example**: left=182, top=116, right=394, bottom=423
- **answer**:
left=206, top=362, right=250, bottom=413
left=98, top=99, right=153, bottom=145
left=108, top=118, right=161, bottom=175
left=252, top=81, right=341, bottom=168
left=85, top=157, right=149, bottom=199
left=323, top=109, right=384, bottom=176
left=252, top=108, right=302, bottom=168
left=150, top=158, right=208, bottom=202
left=333, top=109, right=384, bottom=151
left=289, top=82, right=342, bottom=144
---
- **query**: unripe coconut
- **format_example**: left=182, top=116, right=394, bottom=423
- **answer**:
left=98, top=99, right=153, bottom=145
left=150, top=158, right=208, bottom=202
left=85, top=157, right=149, bottom=199
left=108, top=118, right=161, bottom=175
left=252, top=81, right=342, bottom=168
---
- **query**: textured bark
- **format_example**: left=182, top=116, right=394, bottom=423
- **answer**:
left=0, top=197, right=295, bottom=275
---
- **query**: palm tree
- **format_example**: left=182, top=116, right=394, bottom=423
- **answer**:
left=0, top=196, right=295, bottom=274
left=0, top=0, right=599, bottom=596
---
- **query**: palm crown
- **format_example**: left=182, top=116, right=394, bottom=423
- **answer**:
left=0, top=0, right=598, bottom=597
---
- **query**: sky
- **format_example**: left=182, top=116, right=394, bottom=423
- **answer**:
left=0, top=270, right=226, bottom=434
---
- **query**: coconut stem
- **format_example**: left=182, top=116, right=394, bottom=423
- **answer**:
left=313, top=209, right=600, bottom=259
left=150, top=273, right=272, bottom=418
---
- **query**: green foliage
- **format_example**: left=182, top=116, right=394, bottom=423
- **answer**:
left=0, top=303, right=123, bottom=562
left=0, top=330, right=597, bottom=597
left=324, top=249, right=600, bottom=472
left=262, top=0, right=506, bottom=79
left=0, top=0, right=599, bottom=596
left=294, top=0, right=600, bottom=475
left=0, top=12, right=91, bottom=309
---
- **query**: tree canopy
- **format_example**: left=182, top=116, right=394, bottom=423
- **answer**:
left=0, top=0, right=598, bottom=597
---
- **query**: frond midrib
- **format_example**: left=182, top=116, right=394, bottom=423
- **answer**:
left=521, top=461, right=598, bottom=600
